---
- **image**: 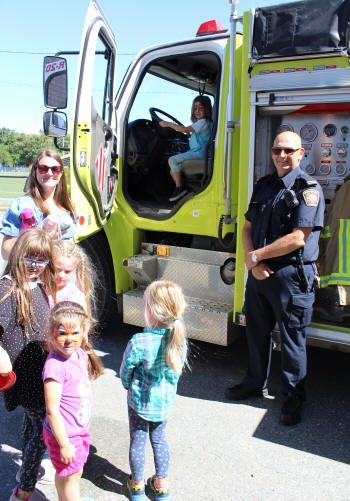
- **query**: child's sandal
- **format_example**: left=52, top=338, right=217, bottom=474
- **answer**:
left=127, top=477, right=145, bottom=500
left=146, top=476, right=170, bottom=500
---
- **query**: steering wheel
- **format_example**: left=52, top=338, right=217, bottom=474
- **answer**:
left=149, top=107, right=186, bottom=138
left=149, top=107, right=184, bottom=126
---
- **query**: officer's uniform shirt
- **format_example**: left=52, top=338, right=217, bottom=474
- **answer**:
left=245, top=166, right=324, bottom=266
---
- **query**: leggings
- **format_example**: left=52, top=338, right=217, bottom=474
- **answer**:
left=19, top=407, right=47, bottom=491
left=128, top=406, right=170, bottom=482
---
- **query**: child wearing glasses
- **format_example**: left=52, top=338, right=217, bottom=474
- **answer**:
left=1, top=149, right=76, bottom=260
left=159, top=95, right=212, bottom=202
left=0, top=229, right=56, bottom=501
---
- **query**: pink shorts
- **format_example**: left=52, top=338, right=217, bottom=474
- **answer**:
left=43, top=429, right=90, bottom=477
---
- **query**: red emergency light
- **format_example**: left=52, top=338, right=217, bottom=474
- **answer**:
left=196, top=20, right=227, bottom=37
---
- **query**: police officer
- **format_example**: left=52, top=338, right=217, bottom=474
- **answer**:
left=225, top=131, right=324, bottom=425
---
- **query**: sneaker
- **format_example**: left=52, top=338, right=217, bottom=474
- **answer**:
left=146, top=477, right=170, bottom=500
left=169, top=186, right=187, bottom=202
left=225, top=382, right=266, bottom=401
left=280, top=393, right=303, bottom=426
left=127, top=477, right=145, bottom=500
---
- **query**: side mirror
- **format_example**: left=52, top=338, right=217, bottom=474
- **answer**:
left=43, top=56, right=68, bottom=109
left=43, top=110, right=68, bottom=137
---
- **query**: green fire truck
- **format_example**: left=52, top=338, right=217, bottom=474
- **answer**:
left=43, top=0, right=350, bottom=350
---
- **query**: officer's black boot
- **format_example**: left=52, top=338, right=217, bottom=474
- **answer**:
left=280, top=388, right=305, bottom=426
left=225, top=381, right=268, bottom=401
left=312, top=286, right=350, bottom=324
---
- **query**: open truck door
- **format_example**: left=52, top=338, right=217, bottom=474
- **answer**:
left=73, top=1, right=117, bottom=234
left=43, top=1, right=118, bottom=239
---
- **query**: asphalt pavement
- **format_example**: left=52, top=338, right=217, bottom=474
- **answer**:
left=1, top=312, right=350, bottom=501
left=0, top=230, right=350, bottom=500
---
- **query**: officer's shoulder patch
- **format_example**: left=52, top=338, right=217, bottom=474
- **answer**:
left=302, top=188, right=319, bottom=207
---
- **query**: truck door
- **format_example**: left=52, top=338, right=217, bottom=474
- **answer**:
left=72, top=1, right=117, bottom=235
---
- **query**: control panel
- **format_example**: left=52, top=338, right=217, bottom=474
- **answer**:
left=277, top=114, right=350, bottom=207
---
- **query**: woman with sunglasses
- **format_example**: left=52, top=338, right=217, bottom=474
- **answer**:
left=1, top=149, right=76, bottom=260
left=0, top=229, right=56, bottom=501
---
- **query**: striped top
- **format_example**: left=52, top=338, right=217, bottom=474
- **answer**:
left=120, top=328, right=184, bottom=422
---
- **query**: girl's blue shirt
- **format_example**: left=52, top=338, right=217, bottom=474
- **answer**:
left=120, top=327, right=186, bottom=422
left=189, top=118, right=211, bottom=154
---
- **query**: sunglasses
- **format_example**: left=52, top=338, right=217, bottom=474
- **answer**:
left=271, top=147, right=300, bottom=156
left=23, top=257, right=50, bottom=269
left=36, top=165, right=63, bottom=175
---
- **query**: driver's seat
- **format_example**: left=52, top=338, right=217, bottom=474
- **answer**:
left=182, top=159, right=206, bottom=177
left=181, top=134, right=215, bottom=188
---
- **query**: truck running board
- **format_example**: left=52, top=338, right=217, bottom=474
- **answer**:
left=122, top=243, right=236, bottom=346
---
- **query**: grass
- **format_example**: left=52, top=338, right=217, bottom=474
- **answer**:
left=0, top=176, right=27, bottom=212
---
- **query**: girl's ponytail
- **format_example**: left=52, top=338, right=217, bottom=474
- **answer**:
left=144, top=280, right=187, bottom=373
left=167, top=318, right=186, bottom=374
left=81, top=338, right=104, bottom=379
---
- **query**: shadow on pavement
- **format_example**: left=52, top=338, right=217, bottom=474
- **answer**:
left=83, top=444, right=129, bottom=496
left=96, top=314, right=350, bottom=466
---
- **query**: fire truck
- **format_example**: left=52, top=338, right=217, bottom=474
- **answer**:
left=43, top=0, right=350, bottom=349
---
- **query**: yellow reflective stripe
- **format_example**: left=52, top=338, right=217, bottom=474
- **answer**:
left=320, top=274, right=350, bottom=286
left=339, top=219, right=350, bottom=274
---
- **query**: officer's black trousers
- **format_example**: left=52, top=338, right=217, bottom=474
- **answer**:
left=244, top=263, right=315, bottom=394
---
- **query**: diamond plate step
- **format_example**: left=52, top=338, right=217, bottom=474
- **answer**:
left=123, top=289, right=235, bottom=346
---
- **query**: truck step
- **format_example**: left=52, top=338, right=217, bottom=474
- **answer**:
left=123, top=243, right=234, bottom=304
left=123, top=289, right=236, bottom=346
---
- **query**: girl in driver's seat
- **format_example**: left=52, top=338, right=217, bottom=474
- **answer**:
left=160, top=95, right=212, bottom=202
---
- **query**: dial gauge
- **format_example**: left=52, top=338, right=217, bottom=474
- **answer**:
left=324, top=123, right=337, bottom=137
left=300, top=123, right=318, bottom=142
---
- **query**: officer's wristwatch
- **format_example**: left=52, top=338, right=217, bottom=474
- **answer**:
left=251, top=252, right=258, bottom=265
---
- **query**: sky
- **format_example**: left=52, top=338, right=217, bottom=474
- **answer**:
left=0, top=0, right=287, bottom=135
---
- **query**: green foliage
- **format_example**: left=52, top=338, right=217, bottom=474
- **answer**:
left=0, top=127, right=59, bottom=166
left=0, top=144, right=14, bottom=166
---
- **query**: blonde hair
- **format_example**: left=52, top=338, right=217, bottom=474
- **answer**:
left=52, top=240, right=94, bottom=314
left=144, top=280, right=187, bottom=373
left=48, top=301, right=104, bottom=379
left=1, top=229, right=55, bottom=335
left=27, top=149, right=76, bottom=218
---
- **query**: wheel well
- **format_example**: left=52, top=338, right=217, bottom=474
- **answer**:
left=78, top=231, right=117, bottom=327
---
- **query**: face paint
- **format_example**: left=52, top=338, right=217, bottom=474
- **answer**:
left=53, top=321, right=84, bottom=359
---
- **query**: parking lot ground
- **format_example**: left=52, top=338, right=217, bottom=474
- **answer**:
left=1, top=313, right=350, bottom=500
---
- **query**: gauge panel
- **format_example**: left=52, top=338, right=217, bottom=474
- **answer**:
left=274, top=114, right=350, bottom=207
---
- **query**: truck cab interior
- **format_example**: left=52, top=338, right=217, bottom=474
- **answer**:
left=122, top=51, right=220, bottom=219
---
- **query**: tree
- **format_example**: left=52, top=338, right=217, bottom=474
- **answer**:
left=0, top=144, right=14, bottom=166
left=0, top=128, right=58, bottom=166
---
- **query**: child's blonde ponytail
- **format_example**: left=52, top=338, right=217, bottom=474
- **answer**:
left=167, top=317, right=186, bottom=373
left=144, top=280, right=187, bottom=373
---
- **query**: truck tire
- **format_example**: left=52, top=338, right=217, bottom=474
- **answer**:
left=78, top=231, right=117, bottom=327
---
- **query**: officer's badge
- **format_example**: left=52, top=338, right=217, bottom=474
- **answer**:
left=302, top=188, right=319, bottom=207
